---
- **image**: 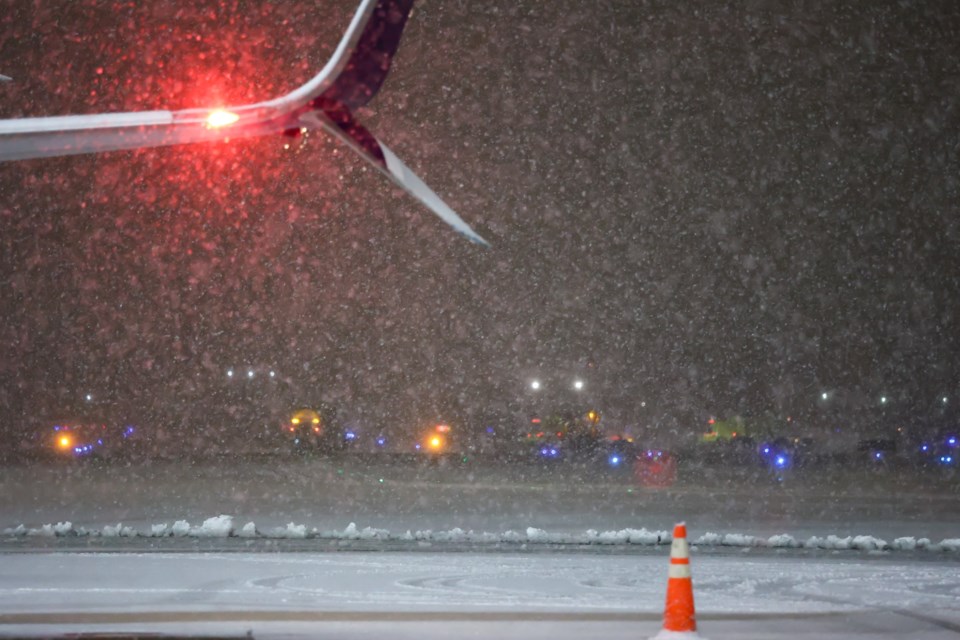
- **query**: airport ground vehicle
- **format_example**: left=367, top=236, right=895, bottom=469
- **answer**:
left=283, top=406, right=347, bottom=453
left=523, top=410, right=603, bottom=462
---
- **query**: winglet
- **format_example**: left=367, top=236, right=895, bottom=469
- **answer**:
left=301, top=104, right=489, bottom=247
left=303, top=0, right=488, bottom=246
left=313, top=0, right=416, bottom=111
left=0, top=0, right=488, bottom=246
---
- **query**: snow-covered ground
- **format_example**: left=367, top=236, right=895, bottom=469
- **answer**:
left=1, top=551, right=959, bottom=638
left=2, top=458, right=958, bottom=545
left=2, top=459, right=959, bottom=638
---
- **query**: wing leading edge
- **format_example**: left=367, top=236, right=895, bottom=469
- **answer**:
left=0, top=0, right=488, bottom=246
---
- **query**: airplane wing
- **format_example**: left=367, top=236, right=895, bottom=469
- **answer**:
left=0, top=0, right=489, bottom=246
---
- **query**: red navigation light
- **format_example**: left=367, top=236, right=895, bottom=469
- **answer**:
left=206, top=110, right=239, bottom=128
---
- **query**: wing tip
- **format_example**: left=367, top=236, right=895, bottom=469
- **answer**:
left=461, top=229, right=491, bottom=248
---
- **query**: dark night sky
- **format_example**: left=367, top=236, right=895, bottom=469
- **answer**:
left=1, top=0, right=959, bottom=442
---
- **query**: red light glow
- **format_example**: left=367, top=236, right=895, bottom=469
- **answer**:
left=206, top=109, right=239, bottom=128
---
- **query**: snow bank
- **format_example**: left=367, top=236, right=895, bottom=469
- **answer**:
left=695, top=532, right=763, bottom=547
left=24, top=522, right=80, bottom=538
left=768, top=534, right=800, bottom=548
left=851, top=535, right=888, bottom=551
left=266, top=522, right=308, bottom=539
left=171, top=520, right=191, bottom=537
left=101, top=523, right=137, bottom=537
left=3, top=518, right=958, bottom=555
left=329, top=522, right=390, bottom=540
left=800, top=535, right=889, bottom=551
left=583, top=528, right=667, bottom=545
left=892, top=537, right=927, bottom=551
left=935, top=538, right=960, bottom=552
left=192, top=515, right=234, bottom=538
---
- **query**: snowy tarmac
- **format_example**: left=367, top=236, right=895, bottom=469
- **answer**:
left=1, top=551, right=959, bottom=638
left=3, top=457, right=958, bottom=637
left=2, top=457, right=958, bottom=544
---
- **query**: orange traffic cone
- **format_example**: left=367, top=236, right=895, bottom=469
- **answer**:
left=658, top=522, right=698, bottom=637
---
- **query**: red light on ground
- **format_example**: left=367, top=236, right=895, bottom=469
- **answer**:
left=707, top=418, right=715, bottom=425
left=435, top=424, right=451, bottom=433
left=206, top=110, right=239, bottom=128
left=531, top=418, right=541, bottom=424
